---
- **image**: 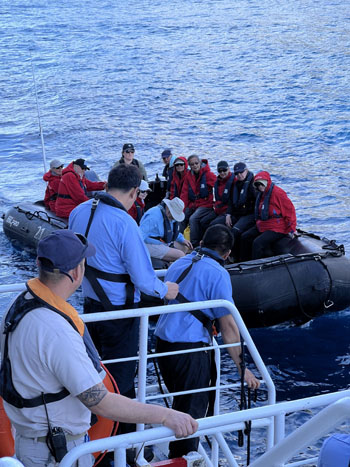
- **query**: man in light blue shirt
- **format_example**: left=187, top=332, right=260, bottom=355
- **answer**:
left=140, top=197, right=192, bottom=262
left=155, top=224, right=260, bottom=458
left=69, top=164, right=179, bottom=438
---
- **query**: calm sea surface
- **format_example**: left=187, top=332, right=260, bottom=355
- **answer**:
left=0, top=0, right=349, bottom=462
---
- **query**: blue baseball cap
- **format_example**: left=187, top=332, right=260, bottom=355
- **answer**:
left=37, top=230, right=96, bottom=275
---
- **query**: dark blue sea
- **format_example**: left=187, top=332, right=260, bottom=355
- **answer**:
left=0, top=0, right=349, bottom=462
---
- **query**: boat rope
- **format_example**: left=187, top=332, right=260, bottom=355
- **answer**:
left=279, top=257, right=314, bottom=323
left=15, top=206, right=66, bottom=229
left=29, top=49, right=47, bottom=173
left=314, top=256, right=334, bottom=309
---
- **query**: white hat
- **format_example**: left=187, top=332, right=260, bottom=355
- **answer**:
left=50, top=159, right=63, bottom=169
left=162, top=197, right=185, bottom=222
left=139, top=180, right=152, bottom=192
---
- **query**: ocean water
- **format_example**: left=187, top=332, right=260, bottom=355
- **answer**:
left=0, top=0, right=349, bottom=463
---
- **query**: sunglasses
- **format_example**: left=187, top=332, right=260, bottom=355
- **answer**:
left=125, top=149, right=135, bottom=154
left=254, top=182, right=265, bottom=188
left=140, top=190, right=148, bottom=194
left=54, top=165, right=63, bottom=169
left=218, top=168, right=228, bottom=173
left=175, top=163, right=185, bottom=167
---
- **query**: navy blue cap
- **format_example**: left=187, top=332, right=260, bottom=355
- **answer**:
left=233, top=162, right=247, bottom=174
left=37, top=230, right=96, bottom=274
left=161, top=149, right=172, bottom=159
left=217, top=160, right=229, bottom=170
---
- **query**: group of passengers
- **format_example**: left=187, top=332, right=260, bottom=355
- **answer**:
left=43, top=144, right=297, bottom=262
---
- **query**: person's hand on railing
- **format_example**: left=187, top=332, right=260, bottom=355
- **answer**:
left=161, top=408, right=198, bottom=438
left=165, top=281, right=179, bottom=300
left=244, top=369, right=260, bottom=389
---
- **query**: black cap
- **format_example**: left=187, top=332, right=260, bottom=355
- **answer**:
left=73, top=158, right=89, bottom=170
left=233, top=162, right=247, bottom=174
left=122, top=143, right=134, bottom=152
left=217, top=160, right=229, bottom=170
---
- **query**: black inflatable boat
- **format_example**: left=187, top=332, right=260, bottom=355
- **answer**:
left=2, top=182, right=350, bottom=327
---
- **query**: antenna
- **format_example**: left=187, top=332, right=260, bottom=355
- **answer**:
left=30, top=50, right=47, bottom=173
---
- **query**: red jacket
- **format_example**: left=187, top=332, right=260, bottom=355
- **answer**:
left=181, top=159, right=216, bottom=209
left=214, top=171, right=234, bottom=215
left=55, top=162, right=105, bottom=218
left=128, top=197, right=145, bottom=225
left=254, top=171, right=297, bottom=234
left=43, top=170, right=61, bottom=212
left=169, top=157, right=189, bottom=200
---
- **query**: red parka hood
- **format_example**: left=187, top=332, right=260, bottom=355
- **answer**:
left=43, top=170, right=61, bottom=182
left=174, top=156, right=188, bottom=170
left=62, top=161, right=76, bottom=175
left=254, top=171, right=272, bottom=189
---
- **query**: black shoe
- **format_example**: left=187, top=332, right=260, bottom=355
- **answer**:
left=126, top=446, right=154, bottom=466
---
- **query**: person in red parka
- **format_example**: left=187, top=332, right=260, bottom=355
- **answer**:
left=169, top=157, right=189, bottom=200
left=55, top=158, right=106, bottom=218
left=240, top=171, right=297, bottom=260
left=43, top=159, right=64, bottom=212
left=128, top=180, right=151, bottom=224
left=208, top=160, right=234, bottom=227
left=180, top=155, right=217, bottom=247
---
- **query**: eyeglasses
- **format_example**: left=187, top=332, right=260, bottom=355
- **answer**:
left=125, top=149, right=135, bottom=154
left=218, top=168, right=228, bottom=173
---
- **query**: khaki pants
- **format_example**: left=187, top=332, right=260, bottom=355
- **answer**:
left=15, top=433, right=94, bottom=467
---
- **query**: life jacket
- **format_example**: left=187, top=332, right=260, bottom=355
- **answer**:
left=188, top=172, right=209, bottom=201
left=83, top=193, right=135, bottom=310
left=232, top=172, right=254, bottom=207
left=214, top=174, right=234, bottom=208
left=255, top=182, right=282, bottom=221
left=0, top=278, right=102, bottom=409
left=152, top=203, right=179, bottom=244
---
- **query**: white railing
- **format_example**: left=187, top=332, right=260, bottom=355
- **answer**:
left=59, top=392, right=350, bottom=467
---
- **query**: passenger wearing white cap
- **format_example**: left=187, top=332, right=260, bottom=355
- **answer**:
left=43, top=159, right=64, bottom=212
left=128, top=180, right=152, bottom=224
left=140, top=197, right=193, bottom=261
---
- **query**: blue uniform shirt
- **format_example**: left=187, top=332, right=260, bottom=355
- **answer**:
left=140, top=205, right=185, bottom=245
left=69, top=195, right=168, bottom=305
left=155, top=248, right=234, bottom=344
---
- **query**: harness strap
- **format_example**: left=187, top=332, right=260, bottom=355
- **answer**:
left=57, top=194, right=72, bottom=199
left=83, top=196, right=134, bottom=310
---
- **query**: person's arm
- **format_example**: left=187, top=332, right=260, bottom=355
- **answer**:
left=278, top=191, right=297, bottom=233
left=85, top=179, right=106, bottom=191
left=137, top=160, right=148, bottom=181
left=219, top=314, right=260, bottom=389
left=77, top=383, right=198, bottom=438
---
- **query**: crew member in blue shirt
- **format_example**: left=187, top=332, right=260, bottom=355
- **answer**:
left=140, top=197, right=192, bottom=262
left=155, top=224, right=260, bottom=458
left=69, top=164, right=179, bottom=438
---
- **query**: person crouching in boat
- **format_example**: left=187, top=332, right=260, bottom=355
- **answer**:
left=225, top=162, right=256, bottom=261
left=180, top=154, right=217, bottom=248
left=240, top=171, right=297, bottom=260
left=140, top=197, right=192, bottom=262
left=43, top=159, right=64, bottom=213
left=128, top=180, right=151, bottom=225
left=0, top=230, right=198, bottom=467
left=155, top=224, right=260, bottom=459
left=113, top=143, right=148, bottom=181
left=168, top=156, right=189, bottom=200
left=55, top=158, right=106, bottom=218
